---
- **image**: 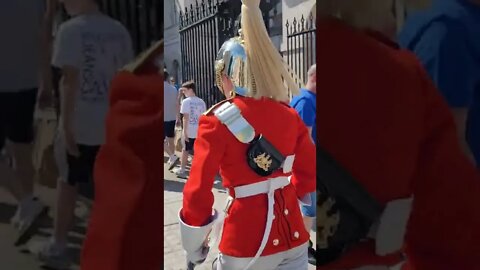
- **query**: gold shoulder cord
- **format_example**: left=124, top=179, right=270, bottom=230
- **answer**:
left=122, top=40, right=164, bottom=73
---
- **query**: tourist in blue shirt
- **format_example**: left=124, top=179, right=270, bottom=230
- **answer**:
left=399, top=0, right=480, bottom=167
left=291, top=65, right=316, bottom=141
left=290, top=64, right=316, bottom=265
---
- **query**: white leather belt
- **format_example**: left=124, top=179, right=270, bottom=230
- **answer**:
left=367, top=197, right=413, bottom=256
left=237, top=176, right=290, bottom=270
left=210, top=176, right=291, bottom=270
left=234, top=176, right=290, bottom=198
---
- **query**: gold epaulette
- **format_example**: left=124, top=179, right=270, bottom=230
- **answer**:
left=122, top=40, right=164, bottom=73
left=203, top=98, right=234, bottom=116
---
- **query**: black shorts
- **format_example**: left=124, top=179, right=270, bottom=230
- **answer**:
left=62, top=145, right=100, bottom=186
left=164, top=120, right=176, bottom=138
left=0, top=89, right=37, bottom=144
left=184, top=138, right=196, bottom=154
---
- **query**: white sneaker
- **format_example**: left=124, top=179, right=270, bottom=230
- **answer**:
left=168, top=155, right=180, bottom=171
left=10, top=208, right=21, bottom=229
left=36, top=240, right=71, bottom=269
left=174, top=168, right=188, bottom=179
left=12, top=197, right=49, bottom=246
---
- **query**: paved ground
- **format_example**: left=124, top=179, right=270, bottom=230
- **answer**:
left=0, top=180, right=87, bottom=270
left=163, top=152, right=316, bottom=270
left=0, top=156, right=93, bottom=270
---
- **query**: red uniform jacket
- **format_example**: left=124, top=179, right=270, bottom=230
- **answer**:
left=80, top=70, right=164, bottom=270
left=318, top=18, right=480, bottom=269
left=181, top=96, right=316, bottom=257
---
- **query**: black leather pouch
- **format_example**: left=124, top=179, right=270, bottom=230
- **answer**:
left=247, top=135, right=285, bottom=176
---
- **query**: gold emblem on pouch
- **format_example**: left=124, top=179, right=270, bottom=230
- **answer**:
left=254, top=153, right=273, bottom=171
left=317, top=197, right=340, bottom=249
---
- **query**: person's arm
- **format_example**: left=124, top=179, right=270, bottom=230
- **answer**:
left=59, top=66, right=80, bottom=156
left=180, top=114, right=227, bottom=224
left=183, top=113, right=190, bottom=142
left=51, top=23, right=81, bottom=155
left=179, top=114, right=227, bottom=264
left=177, top=88, right=183, bottom=119
left=60, top=67, right=79, bottom=127
left=38, top=0, right=57, bottom=108
left=180, top=98, right=189, bottom=141
left=293, top=98, right=316, bottom=139
left=411, top=20, right=475, bottom=164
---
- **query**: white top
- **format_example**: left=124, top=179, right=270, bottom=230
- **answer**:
left=0, top=0, right=45, bottom=91
left=52, top=13, right=134, bottom=145
left=180, top=96, right=206, bottom=139
left=164, top=81, right=178, bottom=122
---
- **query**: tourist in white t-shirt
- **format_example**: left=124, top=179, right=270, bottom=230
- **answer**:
left=174, top=81, right=206, bottom=178
left=37, top=0, right=133, bottom=267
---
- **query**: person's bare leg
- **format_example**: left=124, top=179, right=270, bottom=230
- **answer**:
left=165, top=137, right=175, bottom=157
left=52, top=179, right=77, bottom=248
left=6, top=142, right=35, bottom=200
left=164, top=138, right=174, bottom=157
left=180, top=149, right=188, bottom=172
left=1, top=142, right=34, bottom=204
left=0, top=160, right=21, bottom=200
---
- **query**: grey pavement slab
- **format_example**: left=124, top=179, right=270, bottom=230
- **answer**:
left=0, top=189, right=84, bottom=270
left=0, top=169, right=86, bottom=270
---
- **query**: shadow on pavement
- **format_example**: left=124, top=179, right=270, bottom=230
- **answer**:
left=213, top=179, right=226, bottom=191
left=164, top=179, right=185, bottom=193
left=0, top=202, right=16, bottom=224
left=164, top=177, right=226, bottom=193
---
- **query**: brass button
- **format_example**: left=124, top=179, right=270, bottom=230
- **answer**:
left=273, top=239, right=279, bottom=246
left=284, top=209, right=289, bottom=215
left=273, top=214, right=275, bottom=220
left=294, top=231, right=299, bottom=239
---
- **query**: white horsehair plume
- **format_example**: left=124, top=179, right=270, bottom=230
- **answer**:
left=241, top=0, right=299, bottom=102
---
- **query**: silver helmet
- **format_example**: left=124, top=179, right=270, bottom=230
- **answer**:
left=215, top=30, right=254, bottom=97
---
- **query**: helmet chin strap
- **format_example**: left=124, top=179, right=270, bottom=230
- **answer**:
left=226, top=90, right=236, bottom=99
left=218, top=75, right=237, bottom=100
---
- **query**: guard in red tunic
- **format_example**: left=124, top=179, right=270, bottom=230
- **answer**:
left=179, top=0, right=316, bottom=269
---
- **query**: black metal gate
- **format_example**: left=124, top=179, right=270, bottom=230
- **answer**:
left=55, top=1, right=162, bottom=54
left=179, top=0, right=277, bottom=108
left=101, top=0, right=163, bottom=54
left=285, top=13, right=316, bottom=87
